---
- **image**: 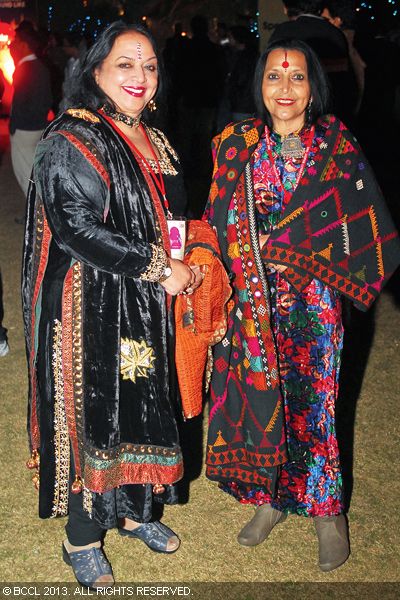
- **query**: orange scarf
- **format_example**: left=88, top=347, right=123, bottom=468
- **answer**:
left=175, top=221, right=231, bottom=418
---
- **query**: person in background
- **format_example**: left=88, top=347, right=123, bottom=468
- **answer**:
left=44, top=31, right=68, bottom=114
left=0, top=271, right=9, bottom=357
left=204, top=39, right=400, bottom=572
left=22, top=21, right=201, bottom=589
left=162, top=22, right=189, bottom=146
left=215, top=22, right=234, bottom=132
left=215, top=22, right=231, bottom=47
left=58, top=32, right=87, bottom=113
left=9, top=25, right=52, bottom=199
left=177, top=15, right=225, bottom=178
left=356, top=23, right=400, bottom=168
left=270, top=0, right=357, bottom=124
left=321, top=0, right=366, bottom=117
left=225, top=25, right=259, bottom=123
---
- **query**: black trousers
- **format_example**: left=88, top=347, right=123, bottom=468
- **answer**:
left=65, top=489, right=105, bottom=546
left=65, top=456, right=104, bottom=546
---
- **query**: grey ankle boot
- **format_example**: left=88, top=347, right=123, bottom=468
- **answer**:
left=237, top=504, right=287, bottom=546
left=313, top=514, right=350, bottom=571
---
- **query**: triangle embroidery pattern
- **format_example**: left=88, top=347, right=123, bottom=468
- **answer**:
left=214, top=430, right=227, bottom=446
left=313, top=243, right=333, bottom=261
left=353, top=265, right=367, bottom=282
left=320, top=157, right=345, bottom=181
left=275, top=230, right=291, bottom=245
left=333, top=133, right=356, bottom=156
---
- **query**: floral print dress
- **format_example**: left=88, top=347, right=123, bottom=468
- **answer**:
left=222, top=128, right=344, bottom=517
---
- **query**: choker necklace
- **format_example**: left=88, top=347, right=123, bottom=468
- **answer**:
left=275, top=126, right=305, bottom=160
left=102, top=105, right=141, bottom=128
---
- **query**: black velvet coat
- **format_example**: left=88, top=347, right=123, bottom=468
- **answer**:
left=22, top=109, right=186, bottom=527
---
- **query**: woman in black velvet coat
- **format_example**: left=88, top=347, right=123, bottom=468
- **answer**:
left=22, top=21, right=201, bottom=588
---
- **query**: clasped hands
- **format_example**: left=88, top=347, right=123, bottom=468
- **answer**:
left=160, top=230, right=289, bottom=295
left=159, top=259, right=204, bottom=296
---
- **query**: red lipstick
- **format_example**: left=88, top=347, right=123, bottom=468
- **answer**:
left=122, top=86, right=146, bottom=98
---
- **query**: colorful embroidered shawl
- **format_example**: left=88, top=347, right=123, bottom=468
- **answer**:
left=204, top=114, right=399, bottom=493
left=208, top=116, right=400, bottom=311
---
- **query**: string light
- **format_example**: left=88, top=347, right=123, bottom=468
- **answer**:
left=250, top=12, right=260, bottom=39
left=47, top=5, right=54, bottom=31
left=41, top=1, right=400, bottom=37
left=357, top=0, right=400, bottom=23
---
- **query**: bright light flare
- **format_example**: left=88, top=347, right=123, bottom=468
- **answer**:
left=0, top=23, right=15, bottom=84
left=0, top=45, right=15, bottom=83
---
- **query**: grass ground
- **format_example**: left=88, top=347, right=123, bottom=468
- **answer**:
left=0, top=119, right=399, bottom=597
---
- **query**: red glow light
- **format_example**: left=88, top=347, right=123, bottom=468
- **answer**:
left=0, top=22, right=15, bottom=83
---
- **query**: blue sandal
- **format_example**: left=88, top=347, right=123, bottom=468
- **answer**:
left=62, top=543, right=114, bottom=589
left=118, top=521, right=180, bottom=554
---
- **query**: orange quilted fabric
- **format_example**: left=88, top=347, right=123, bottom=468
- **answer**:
left=175, top=221, right=231, bottom=419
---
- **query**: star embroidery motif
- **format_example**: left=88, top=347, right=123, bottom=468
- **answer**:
left=120, top=338, right=156, bottom=383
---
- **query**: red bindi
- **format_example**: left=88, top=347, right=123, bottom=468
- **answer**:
left=282, top=51, right=289, bottom=70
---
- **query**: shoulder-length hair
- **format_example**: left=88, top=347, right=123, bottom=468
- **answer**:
left=253, top=39, right=330, bottom=128
left=69, top=20, right=165, bottom=124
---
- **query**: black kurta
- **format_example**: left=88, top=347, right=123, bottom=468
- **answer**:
left=22, top=109, right=186, bottom=527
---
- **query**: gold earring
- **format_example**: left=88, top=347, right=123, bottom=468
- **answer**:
left=148, top=99, right=157, bottom=112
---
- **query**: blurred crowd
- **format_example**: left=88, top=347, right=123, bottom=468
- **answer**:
left=1, top=0, right=400, bottom=217
left=160, top=4, right=400, bottom=220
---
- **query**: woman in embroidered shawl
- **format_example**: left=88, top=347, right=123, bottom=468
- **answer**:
left=204, top=39, right=400, bottom=572
left=22, top=22, right=203, bottom=587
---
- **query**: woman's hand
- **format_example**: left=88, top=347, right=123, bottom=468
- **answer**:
left=259, top=233, right=288, bottom=273
left=269, top=263, right=288, bottom=273
left=159, top=258, right=194, bottom=296
left=187, top=265, right=205, bottom=293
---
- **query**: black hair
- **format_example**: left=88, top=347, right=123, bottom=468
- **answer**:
left=323, top=0, right=356, bottom=29
left=282, top=0, right=324, bottom=18
left=14, top=27, right=41, bottom=54
left=190, top=15, right=209, bottom=37
left=15, top=20, right=36, bottom=34
left=69, top=20, right=165, bottom=124
left=253, top=38, right=330, bottom=128
left=63, top=31, right=84, bottom=49
left=229, top=25, right=254, bottom=47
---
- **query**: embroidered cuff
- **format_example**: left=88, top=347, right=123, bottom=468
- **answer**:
left=139, top=244, right=169, bottom=282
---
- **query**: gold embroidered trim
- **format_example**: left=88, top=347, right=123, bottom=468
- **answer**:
left=29, top=200, right=47, bottom=449
left=120, top=338, right=156, bottom=383
left=144, top=126, right=179, bottom=176
left=88, top=442, right=180, bottom=462
left=65, top=108, right=101, bottom=123
left=51, top=319, right=70, bottom=517
left=85, top=460, right=183, bottom=492
left=83, top=486, right=93, bottom=517
left=83, top=444, right=183, bottom=492
left=72, top=262, right=85, bottom=467
left=205, top=345, right=213, bottom=393
left=139, top=243, right=169, bottom=282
